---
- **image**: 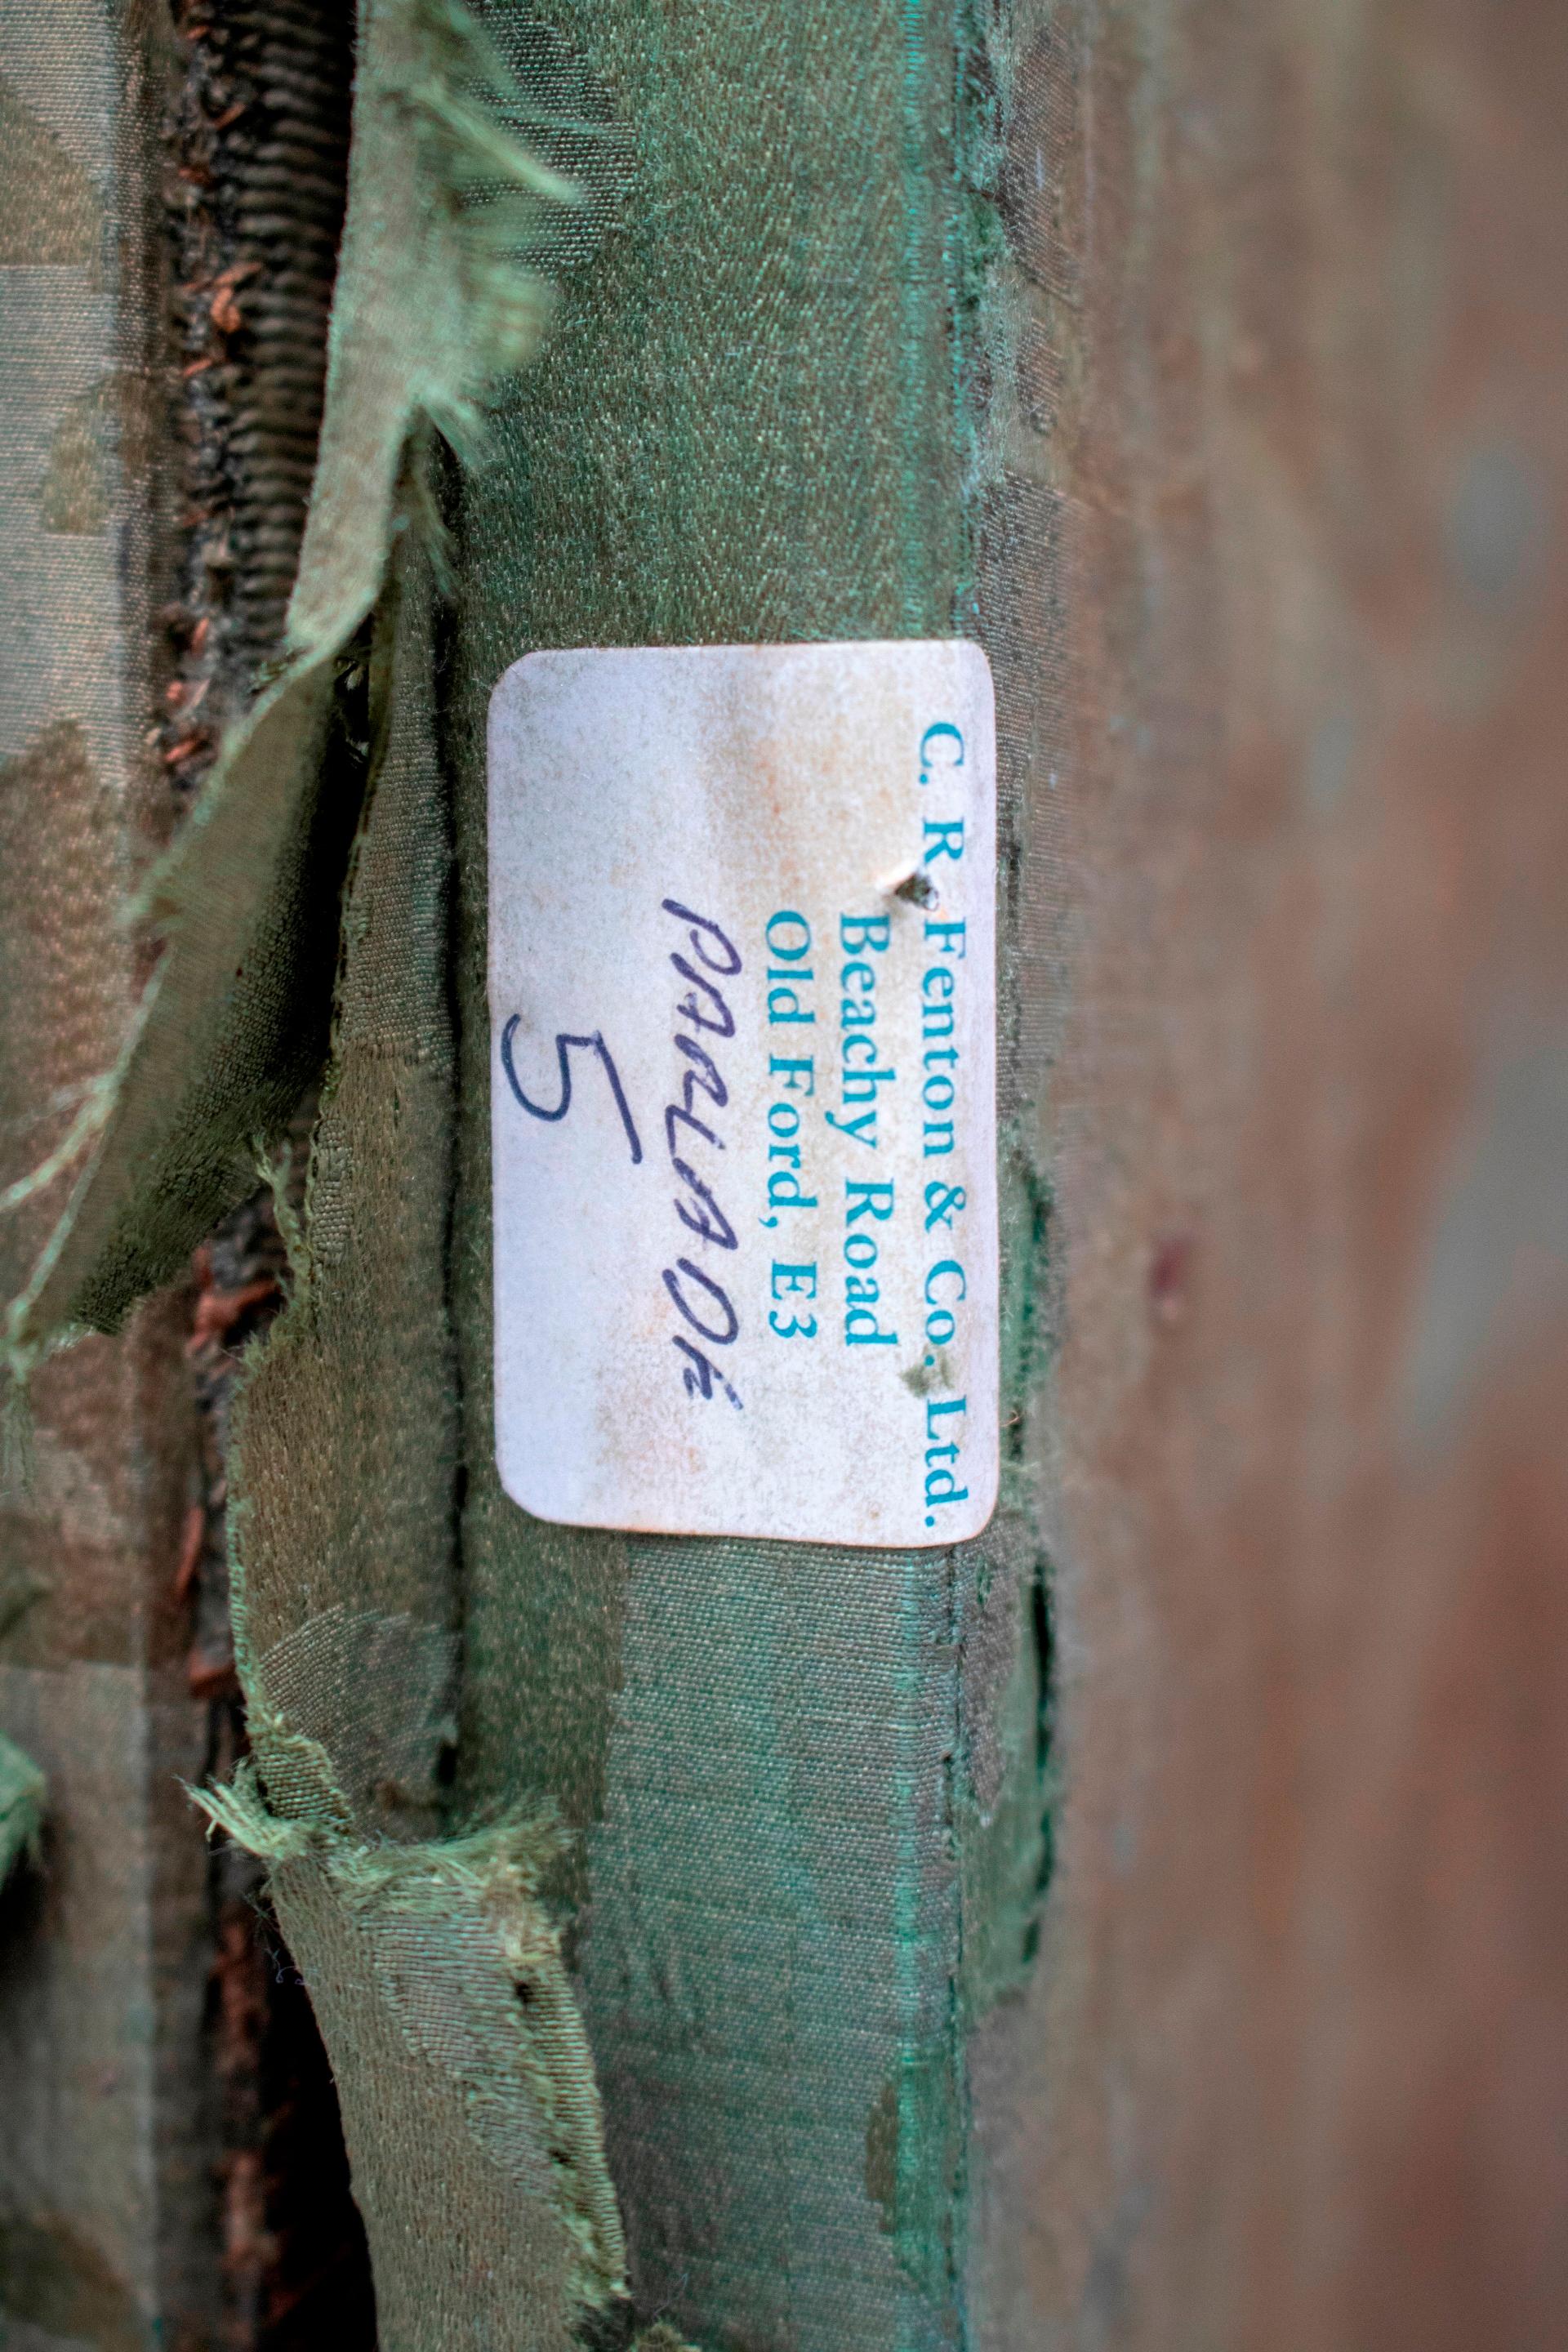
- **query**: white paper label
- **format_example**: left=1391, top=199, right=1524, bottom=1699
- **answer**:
left=488, top=641, right=998, bottom=1548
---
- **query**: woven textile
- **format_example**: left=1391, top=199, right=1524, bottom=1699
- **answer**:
left=3, top=0, right=1062, bottom=2342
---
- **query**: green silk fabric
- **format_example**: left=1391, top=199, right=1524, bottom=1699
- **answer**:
left=3, top=0, right=1054, bottom=2341
left=448, top=4, right=1050, bottom=2342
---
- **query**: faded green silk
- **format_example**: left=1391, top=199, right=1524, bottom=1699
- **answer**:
left=2, top=0, right=566, bottom=1365
left=452, top=4, right=1054, bottom=2343
left=5, top=0, right=1058, bottom=2345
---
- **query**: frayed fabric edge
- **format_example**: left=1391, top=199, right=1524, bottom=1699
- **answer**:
left=2, top=0, right=574, bottom=1377
left=193, top=1762, right=636, bottom=2327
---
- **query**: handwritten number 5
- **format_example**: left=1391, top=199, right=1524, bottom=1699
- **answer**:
left=500, top=1020, right=644, bottom=1166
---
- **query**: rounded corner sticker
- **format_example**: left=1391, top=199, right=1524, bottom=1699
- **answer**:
left=487, top=639, right=999, bottom=1550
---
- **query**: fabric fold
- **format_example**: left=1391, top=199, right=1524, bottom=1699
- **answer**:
left=3, top=0, right=568, bottom=1376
